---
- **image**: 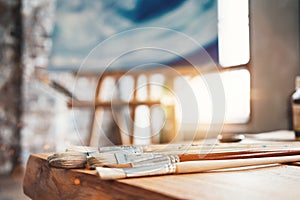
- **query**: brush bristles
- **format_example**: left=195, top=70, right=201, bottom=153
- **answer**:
left=87, top=153, right=132, bottom=168
left=88, top=153, right=118, bottom=166
left=47, top=152, right=87, bottom=169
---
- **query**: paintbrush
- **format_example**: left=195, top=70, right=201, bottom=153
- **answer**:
left=96, top=154, right=300, bottom=180
left=49, top=143, right=300, bottom=169
left=47, top=145, right=145, bottom=169
left=87, top=148, right=300, bottom=168
left=99, top=142, right=300, bottom=154
left=65, top=143, right=300, bottom=154
left=48, top=149, right=295, bottom=169
left=47, top=152, right=88, bottom=169
left=47, top=145, right=99, bottom=169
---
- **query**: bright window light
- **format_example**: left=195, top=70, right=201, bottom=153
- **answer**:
left=218, top=0, right=250, bottom=67
left=187, top=69, right=250, bottom=124
left=221, top=69, right=250, bottom=123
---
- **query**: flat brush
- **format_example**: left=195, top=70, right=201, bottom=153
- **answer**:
left=97, top=154, right=300, bottom=180
left=47, top=146, right=99, bottom=169
left=47, top=152, right=87, bottom=169
left=88, top=149, right=300, bottom=168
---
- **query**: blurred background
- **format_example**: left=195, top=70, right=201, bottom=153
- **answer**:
left=0, top=0, right=299, bottom=199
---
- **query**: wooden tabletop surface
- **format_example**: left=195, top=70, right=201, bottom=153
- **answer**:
left=23, top=130, right=300, bottom=200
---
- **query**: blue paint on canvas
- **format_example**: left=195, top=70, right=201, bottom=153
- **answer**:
left=49, top=0, right=218, bottom=71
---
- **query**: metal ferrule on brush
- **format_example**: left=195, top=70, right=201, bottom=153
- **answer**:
left=97, top=162, right=177, bottom=180
left=98, top=146, right=143, bottom=154
left=124, top=162, right=177, bottom=178
left=97, top=155, right=179, bottom=180
left=115, top=152, right=163, bottom=164
left=131, top=154, right=180, bottom=167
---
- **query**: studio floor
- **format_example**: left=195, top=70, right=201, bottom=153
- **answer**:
left=0, top=169, right=30, bottom=200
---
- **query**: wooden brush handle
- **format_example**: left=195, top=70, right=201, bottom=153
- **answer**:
left=179, top=150, right=300, bottom=161
left=176, top=155, right=300, bottom=174
left=97, top=155, right=300, bottom=180
left=146, top=143, right=300, bottom=153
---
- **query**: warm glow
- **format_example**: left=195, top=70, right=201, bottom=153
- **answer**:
left=73, top=178, right=81, bottom=185
left=43, top=144, right=50, bottom=150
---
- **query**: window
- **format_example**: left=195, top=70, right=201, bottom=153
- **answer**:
left=191, top=0, right=250, bottom=124
left=218, top=0, right=250, bottom=123
left=218, top=0, right=250, bottom=67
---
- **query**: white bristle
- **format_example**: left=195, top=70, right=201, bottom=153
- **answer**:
left=47, top=152, right=87, bottom=168
left=88, top=153, right=118, bottom=166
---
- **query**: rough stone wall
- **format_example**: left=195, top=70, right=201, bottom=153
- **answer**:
left=0, top=0, right=116, bottom=175
left=0, top=0, right=23, bottom=174
left=0, top=0, right=96, bottom=175
left=21, top=0, right=95, bottom=164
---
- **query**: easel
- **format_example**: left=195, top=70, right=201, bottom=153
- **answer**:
left=68, top=66, right=202, bottom=146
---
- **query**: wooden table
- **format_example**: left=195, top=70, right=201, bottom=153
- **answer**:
left=23, top=130, right=300, bottom=200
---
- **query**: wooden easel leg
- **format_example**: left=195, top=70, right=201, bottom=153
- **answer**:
left=88, top=108, right=104, bottom=146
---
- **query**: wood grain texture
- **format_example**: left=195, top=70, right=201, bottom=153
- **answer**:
left=23, top=154, right=174, bottom=200
left=120, top=165, right=300, bottom=200
left=24, top=153, right=300, bottom=200
left=23, top=131, right=300, bottom=199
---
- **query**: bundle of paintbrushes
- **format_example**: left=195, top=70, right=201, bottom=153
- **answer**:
left=94, top=142, right=300, bottom=180
left=48, top=142, right=300, bottom=172
left=97, top=154, right=300, bottom=180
